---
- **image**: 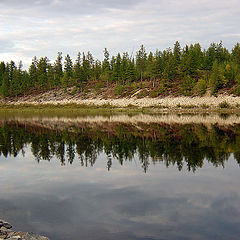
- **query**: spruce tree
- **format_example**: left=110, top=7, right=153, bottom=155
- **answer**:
left=54, top=52, right=63, bottom=86
left=136, top=45, right=147, bottom=84
left=64, top=54, right=73, bottom=81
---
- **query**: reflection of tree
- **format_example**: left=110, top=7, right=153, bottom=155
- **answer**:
left=56, top=141, right=65, bottom=165
left=0, top=122, right=240, bottom=172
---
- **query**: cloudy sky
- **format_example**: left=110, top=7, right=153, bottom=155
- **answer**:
left=0, top=0, right=240, bottom=67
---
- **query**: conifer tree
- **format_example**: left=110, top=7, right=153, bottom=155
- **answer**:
left=37, top=57, right=48, bottom=88
left=136, top=45, right=147, bottom=84
left=112, top=53, right=122, bottom=83
left=0, top=62, right=6, bottom=87
left=173, top=41, right=181, bottom=66
left=1, top=63, right=10, bottom=97
left=29, top=57, right=38, bottom=88
left=54, top=52, right=63, bottom=86
left=102, top=48, right=111, bottom=86
left=64, top=54, right=73, bottom=80
left=232, top=43, right=240, bottom=64
left=73, top=52, right=81, bottom=85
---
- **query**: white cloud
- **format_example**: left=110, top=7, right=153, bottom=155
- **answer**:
left=0, top=0, right=239, bottom=68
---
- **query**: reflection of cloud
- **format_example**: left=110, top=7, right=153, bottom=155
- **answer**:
left=0, top=181, right=240, bottom=240
left=0, top=137, right=240, bottom=239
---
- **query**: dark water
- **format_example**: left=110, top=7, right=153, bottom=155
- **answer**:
left=0, top=119, right=240, bottom=240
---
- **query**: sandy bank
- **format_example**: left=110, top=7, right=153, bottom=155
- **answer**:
left=7, top=95, right=240, bottom=109
left=1, top=88, right=240, bottom=109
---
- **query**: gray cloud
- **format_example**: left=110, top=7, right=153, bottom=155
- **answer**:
left=0, top=0, right=142, bottom=16
left=0, top=0, right=239, bottom=67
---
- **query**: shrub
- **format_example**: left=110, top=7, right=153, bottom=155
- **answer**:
left=181, top=75, right=194, bottom=96
left=70, top=86, right=77, bottom=95
left=210, top=61, right=224, bottom=94
left=218, top=101, right=230, bottom=109
left=194, top=79, right=207, bottom=95
left=114, top=85, right=125, bottom=95
left=94, top=82, right=104, bottom=91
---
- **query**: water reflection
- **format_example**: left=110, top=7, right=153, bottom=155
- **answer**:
left=0, top=116, right=240, bottom=240
left=0, top=120, right=240, bottom=172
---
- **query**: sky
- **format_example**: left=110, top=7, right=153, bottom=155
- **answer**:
left=0, top=0, right=240, bottom=67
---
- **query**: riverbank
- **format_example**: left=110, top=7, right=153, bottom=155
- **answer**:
left=1, top=88, right=240, bottom=113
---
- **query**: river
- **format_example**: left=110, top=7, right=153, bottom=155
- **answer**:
left=0, top=112, right=239, bottom=240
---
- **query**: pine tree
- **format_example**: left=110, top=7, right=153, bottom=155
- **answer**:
left=210, top=60, right=224, bottom=93
left=29, top=57, right=38, bottom=88
left=64, top=54, right=73, bottom=84
left=81, top=52, right=88, bottom=83
left=37, top=57, right=48, bottom=88
left=121, top=52, right=129, bottom=84
left=112, top=53, right=122, bottom=84
left=101, top=48, right=111, bottom=85
left=73, top=52, right=81, bottom=85
left=173, top=41, right=181, bottom=65
left=126, top=59, right=136, bottom=83
left=136, top=45, right=147, bottom=84
left=0, top=62, right=6, bottom=87
left=2, top=63, right=10, bottom=98
left=54, top=52, right=63, bottom=86
left=232, top=43, right=240, bottom=65
left=93, top=60, right=101, bottom=81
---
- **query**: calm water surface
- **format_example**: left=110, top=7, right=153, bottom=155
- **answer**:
left=0, top=114, right=240, bottom=240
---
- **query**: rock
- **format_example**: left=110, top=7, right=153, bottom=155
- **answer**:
left=0, top=232, right=8, bottom=239
left=7, top=236, right=22, bottom=240
left=0, top=220, right=12, bottom=229
left=7, top=232, right=50, bottom=240
left=2, top=223, right=12, bottom=230
left=0, top=220, right=50, bottom=240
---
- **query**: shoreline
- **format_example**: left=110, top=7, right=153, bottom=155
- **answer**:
left=0, top=97, right=240, bottom=115
left=1, top=93, right=240, bottom=109
left=2, top=91, right=240, bottom=114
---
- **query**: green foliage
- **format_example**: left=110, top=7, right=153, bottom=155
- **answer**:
left=70, top=86, right=77, bottom=95
left=94, top=82, right=104, bottom=91
left=136, top=45, right=147, bottom=81
left=114, top=85, right=126, bottom=95
left=232, top=43, right=240, bottom=65
left=0, top=41, right=239, bottom=98
left=64, top=54, right=73, bottom=80
left=112, top=53, right=122, bottom=83
left=61, top=72, right=69, bottom=89
left=181, top=75, right=195, bottom=95
left=210, top=61, right=224, bottom=94
left=233, top=85, right=240, bottom=96
left=54, top=52, right=63, bottom=86
left=194, top=78, right=207, bottom=95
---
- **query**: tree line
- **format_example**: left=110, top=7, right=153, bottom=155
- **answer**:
left=0, top=41, right=240, bottom=97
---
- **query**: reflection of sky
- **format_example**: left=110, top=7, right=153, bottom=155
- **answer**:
left=0, top=147, right=240, bottom=240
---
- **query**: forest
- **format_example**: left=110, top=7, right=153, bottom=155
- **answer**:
left=0, top=41, right=240, bottom=98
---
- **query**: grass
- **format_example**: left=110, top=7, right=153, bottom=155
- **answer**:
left=0, top=103, right=153, bottom=119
